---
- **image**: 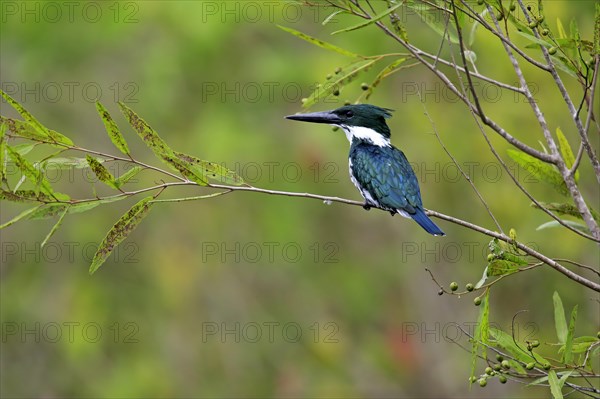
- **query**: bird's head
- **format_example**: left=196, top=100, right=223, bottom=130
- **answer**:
left=286, top=104, right=394, bottom=146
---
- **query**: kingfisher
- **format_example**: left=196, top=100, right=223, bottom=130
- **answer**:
left=286, top=104, right=444, bottom=236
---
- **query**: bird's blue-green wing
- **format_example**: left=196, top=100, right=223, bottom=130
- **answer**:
left=350, top=144, right=423, bottom=214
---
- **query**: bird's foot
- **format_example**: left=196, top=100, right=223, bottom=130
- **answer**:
left=363, top=203, right=371, bottom=211
left=389, top=210, right=396, bottom=217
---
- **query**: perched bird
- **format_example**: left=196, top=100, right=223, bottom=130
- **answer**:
left=286, top=104, right=444, bottom=236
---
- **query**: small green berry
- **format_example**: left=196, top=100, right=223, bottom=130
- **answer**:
left=344, top=100, right=351, bottom=106
left=543, top=363, right=551, bottom=370
left=497, top=13, right=504, bottom=21
left=485, top=367, right=493, bottom=375
left=499, top=374, right=507, bottom=384
left=496, top=354, right=504, bottom=362
left=438, top=289, right=444, bottom=296
left=332, top=89, right=340, bottom=96
left=466, top=283, right=474, bottom=292
left=536, top=15, right=544, bottom=22
left=479, top=378, right=487, bottom=387
left=477, top=0, right=484, bottom=4
left=360, top=83, right=369, bottom=91
left=469, top=376, right=478, bottom=383
left=597, top=331, right=600, bottom=339
left=487, top=254, right=494, bottom=262
left=326, top=74, right=332, bottom=80
left=528, top=21, right=538, bottom=29
left=334, top=67, right=342, bottom=74
left=493, top=363, right=502, bottom=371
left=527, top=5, right=532, bottom=11
left=509, top=4, right=516, bottom=11
left=450, top=282, right=459, bottom=291
left=501, top=360, right=510, bottom=369
left=526, top=362, right=535, bottom=370
left=530, top=340, right=540, bottom=348
left=332, top=126, right=339, bottom=132
left=548, top=47, right=557, bottom=55
left=541, top=29, right=549, bottom=36
left=474, top=296, right=482, bottom=306
left=301, top=98, right=307, bottom=104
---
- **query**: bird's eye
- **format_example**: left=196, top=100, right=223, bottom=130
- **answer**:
left=345, top=110, right=354, bottom=117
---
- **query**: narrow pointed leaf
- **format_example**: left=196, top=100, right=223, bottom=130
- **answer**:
left=594, top=3, right=599, bottom=56
left=556, top=127, right=579, bottom=182
left=0, top=205, right=44, bottom=229
left=409, top=3, right=458, bottom=43
left=0, top=89, right=49, bottom=138
left=7, top=146, right=55, bottom=197
left=277, top=25, right=360, bottom=58
left=118, top=103, right=207, bottom=185
left=553, top=291, right=568, bottom=344
left=96, top=101, right=130, bottom=156
left=470, top=289, right=489, bottom=385
left=489, top=328, right=550, bottom=368
left=562, top=305, right=577, bottom=364
left=89, top=196, right=154, bottom=274
left=114, top=166, right=143, bottom=188
left=0, top=123, right=6, bottom=182
left=548, top=371, right=563, bottom=399
left=331, top=2, right=404, bottom=35
left=0, top=116, right=72, bottom=146
left=557, top=18, right=567, bottom=39
left=532, top=202, right=599, bottom=222
left=40, top=205, right=69, bottom=248
left=86, top=155, right=118, bottom=190
left=302, top=58, right=379, bottom=108
left=0, top=189, right=52, bottom=202
left=366, top=57, right=408, bottom=99
left=507, top=149, right=567, bottom=195
left=536, top=220, right=589, bottom=232
left=174, top=152, right=244, bottom=186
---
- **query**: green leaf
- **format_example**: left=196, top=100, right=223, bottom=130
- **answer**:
left=12, top=143, right=36, bottom=155
left=0, top=205, right=44, bottom=229
left=118, top=102, right=208, bottom=186
left=562, top=305, right=577, bottom=364
left=0, top=122, right=6, bottom=182
left=0, top=116, right=73, bottom=146
left=277, top=25, right=360, bottom=58
left=174, top=152, right=244, bottom=186
left=89, top=196, right=154, bottom=274
left=7, top=146, right=56, bottom=198
left=556, top=127, right=579, bottom=182
left=548, top=370, right=563, bottom=399
left=570, top=336, right=599, bottom=354
left=594, top=3, right=599, bottom=56
left=553, top=291, right=568, bottom=344
left=96, top=101, right=130, bottom=156
left=507, top=149, right=567, bottom=196
left=302, top=58, right=379, bottom=108
left=43, top=157, right=99, bottom=169
left=331, top=1, right=404, bottom=35
left=40, top=205, right=69, bottom=248
left=366, top=57, right=408, bottom=100
left=322, top=10, right=345, bottom=26
left=489, top=328, right=549, bottom=368
left=0, top=89, right=49, bottom=138
left=114, top=166, right=143, bottom=188
left=470, top=289, right=489, bottom=385
left=532, top=202, right=599, bottom=222
left=487, top=260, right=519, bottom=276
left=556, top=18, right=567, bottom=39
left=409, top=3, right=458, bottom=43
left=536, top=220, right=589, bottom=232
left=0, top=189, right=52, bottom=202
left=86, top=155, right=118, bottom=190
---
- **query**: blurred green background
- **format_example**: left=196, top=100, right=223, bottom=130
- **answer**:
left=1, top=1, right=598, bottom=397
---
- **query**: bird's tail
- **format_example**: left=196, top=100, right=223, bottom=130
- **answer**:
left=410, top=208, right=445, bottom=236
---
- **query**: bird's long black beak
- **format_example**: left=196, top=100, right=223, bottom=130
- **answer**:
left=285, top=110, right=341, bottom=124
